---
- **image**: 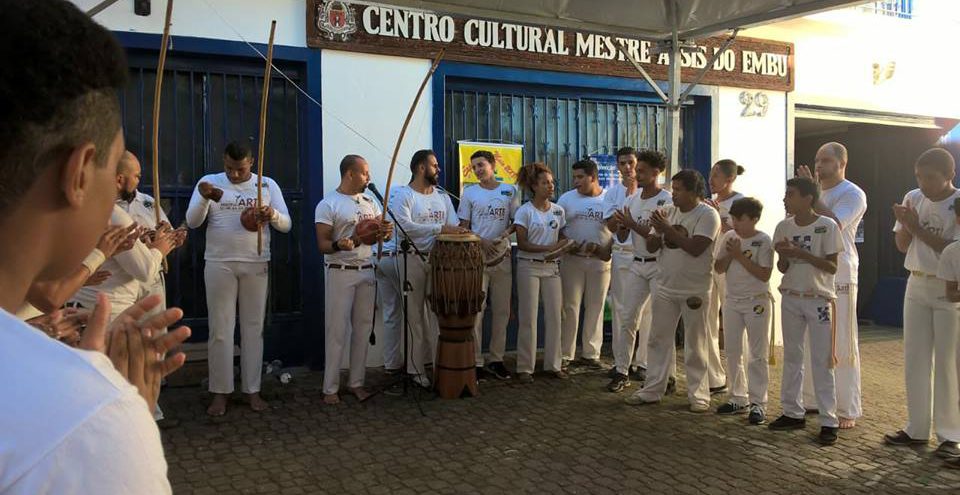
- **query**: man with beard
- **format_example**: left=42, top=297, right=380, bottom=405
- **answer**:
left=378, top=149, right=465, bottom=388
left=70, top=157, right=178, bottom=322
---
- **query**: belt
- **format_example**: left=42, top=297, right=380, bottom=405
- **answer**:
left=326, top=263, right=373, bottom=271
left=910, top=271, right=938, bottom=279
left=379, top=252, right=396, bottom=257
left=727, top=292, right=771, bottom=302
left=518, top=257, right=558, bottom=264
left=633, top=256, right=657, bottom=263
left=781, top=289, right=830, bottom=300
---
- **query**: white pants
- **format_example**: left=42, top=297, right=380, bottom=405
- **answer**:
left=140, top=273, right=167, bottom=420
left=560, top=255, right=612, bottom=361
left=780, top=295, right=838, bottom=428
left=608, top=250, right=632, bottom=364
left=902, top=275, right=960, bottom=442
left=376, top=253, right=437, bottom=375
left=517, top=259, right=563, bottom=374
left=614, top=259, right=658, bottom=374
left=802, top=284, right=862, bottom=419
left=205, top=260, right=268, bottom=394
left=723, top=295, right=771, bottom=407
left=706, top=273, right=728, bottom=388
left=636, top=289, right=712, bottom=407
left=473, top=257, right=512, bottom=365
left=323, top=266, right=375, bottom=395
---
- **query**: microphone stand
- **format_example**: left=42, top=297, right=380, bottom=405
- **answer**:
left=367, top=185, right=429, bottom=404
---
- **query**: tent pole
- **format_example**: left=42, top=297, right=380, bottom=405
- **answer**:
left=665, top=0, right=681, bottom=178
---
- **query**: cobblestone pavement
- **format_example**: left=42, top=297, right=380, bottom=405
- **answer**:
left=160, top=326, right=960, bottom=494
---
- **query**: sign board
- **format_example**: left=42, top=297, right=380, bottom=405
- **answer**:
left=457, top=141, right=523, bottom=186
left=308, top=1, right=795, bottom=92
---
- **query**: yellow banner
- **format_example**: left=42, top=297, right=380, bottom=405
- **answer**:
left=458, top=141, right=523, bottom=186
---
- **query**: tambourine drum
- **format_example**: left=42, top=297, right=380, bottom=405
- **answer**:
left=428, top=233, right=484, bottom=398
left=483, top=237, right=511, bottom=267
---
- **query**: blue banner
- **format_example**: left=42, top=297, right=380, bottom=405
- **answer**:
left=590, top=153, right=620, bottom=190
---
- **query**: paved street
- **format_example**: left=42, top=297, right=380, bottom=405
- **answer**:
left=160, top=326, right=960, bottom=494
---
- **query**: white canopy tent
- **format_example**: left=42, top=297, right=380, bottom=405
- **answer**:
left=362, top=0, right=868, bottom=171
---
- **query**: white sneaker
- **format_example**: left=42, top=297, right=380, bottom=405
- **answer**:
left=624, top=391, right=660, bottom=405
left=689, top=402, right=710, bottom=413
left=412, top=374, right=431, bottom=389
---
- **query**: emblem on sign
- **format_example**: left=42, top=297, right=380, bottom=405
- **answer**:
left=316, top=1, right=357, bottom=41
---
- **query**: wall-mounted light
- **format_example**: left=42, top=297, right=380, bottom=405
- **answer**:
left=134, top=0, right=150, bottom=17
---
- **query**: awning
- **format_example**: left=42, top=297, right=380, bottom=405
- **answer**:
left=364, top=1, right=868, bottom=41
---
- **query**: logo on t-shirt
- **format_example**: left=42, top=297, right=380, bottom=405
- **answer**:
left=500, top=189, right=513, bottom=197
left=479, top=204, right=508, bottom=221
left=923, top=213, right=946, bottom=238
left=548, top=219, right=559, bottom=229
left=753, top=304, right=765, bottom=315
left=814, top=226, right=827, bottom=234
left=657, top=200, right=666, bottom=206
left=751, top=241, right=762, bottom=247
left=742, top=250, right=753, bottom=259
left=577, top=207, right=606, bottom=223
left=791, top=235, right=812, bottom=252
left=552, top=209, right=562, bottom=216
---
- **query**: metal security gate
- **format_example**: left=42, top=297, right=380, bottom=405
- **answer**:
left=121, top=51, right=306, bottom=354
left=444, top=88, right=698, bottom=192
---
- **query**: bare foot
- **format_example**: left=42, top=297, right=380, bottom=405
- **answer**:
left=206, top=394, right=228, bottom=417
left=839, top=417, right=856, bottom=429
left=247, top=393, right=269, bottom=412
left=323, top=393, right=341, bottom=405
left=348, top=387, right=371, bottom=402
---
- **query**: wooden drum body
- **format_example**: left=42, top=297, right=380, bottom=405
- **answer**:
left=428, top=233, right=484, bottom=398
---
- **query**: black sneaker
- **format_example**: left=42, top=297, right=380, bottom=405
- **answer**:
left=716, top=402, right=747, bottom=415
left=748, top=404, right=766, bottom=425
left=665, top=376, right=677, bottom=395
left=630, top=366, right=647, bottom=383
left=575, top=357, right=604, bottom=370
left=607, top=367, right=619, bottom=378
left=935, top=441, right=960, bottom=459
left=768, top=415, right=806, bottom=431
left=476, top=366, right=487, bottom=382
left=485, top=362, right=511, bottom=380
left=709, top=385, right=728, bottom=396
left=561, top=359, right=571, bottom=372
left=818, top=426, right=839, bottom=445
left=607, top=373, right=630, bottom=393
left=883, top=430, right=929, bottom=446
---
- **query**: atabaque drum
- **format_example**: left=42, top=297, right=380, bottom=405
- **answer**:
left=428, top=233, right=485, bottom=398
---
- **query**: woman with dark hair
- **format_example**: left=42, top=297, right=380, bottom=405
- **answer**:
left=513, top=163, right=575, bottom=383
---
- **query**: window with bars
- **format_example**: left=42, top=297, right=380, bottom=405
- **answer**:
left=443, top=87, right=697, bottom=193
left=121, top=52, right=305, bottom=335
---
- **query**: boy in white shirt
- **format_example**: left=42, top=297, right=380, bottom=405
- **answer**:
left=885, top=148, right=960, bottom=460
left=713, top=197, right=773, bottom=425
left=558, top=159, right=613, bottom=369
left=768, top=177, right=843, bottom=446
left=458, top=150, right=520, bottom=380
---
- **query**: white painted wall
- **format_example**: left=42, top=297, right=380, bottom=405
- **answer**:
left=321, top=50, right=434, bottom=366
left=73, top=0, right=307, bottom=47
left=715, top=86, right=789, bottom=344
left=746, top=3, right=960, bottom=119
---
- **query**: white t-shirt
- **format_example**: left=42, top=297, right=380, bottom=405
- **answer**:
left=623, top=189, right=673, bottom=258
left=0, top=310, right=171, bottom=494
left=820, top=180, right=867, bottom=285
left=893, top=188, right=960, bottom=275
left=657, top=202, right=721, bottom=295
left=72, top=205, right=163, bottom=311
left=715, top=230, right=773, bottom=297
left=557, top=189, right=612, bottom=247
left=314, top=190, right=382, bottom=265
left=381, top=185, right=458, bottom=253
left=514, top=201, right=565, bottom=260
left=936, top=241, right=960, bottom=286
left=117, top=191, right=171, bottom=287
left=714, top=191, right=745, bottom=227
left=775, top=215, right=842, bottom=299
left=457, top=183, right=520, bottom=240
left=603, top=182, right=638, bottom=250
left=185, top=173, right=292, bottom=262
